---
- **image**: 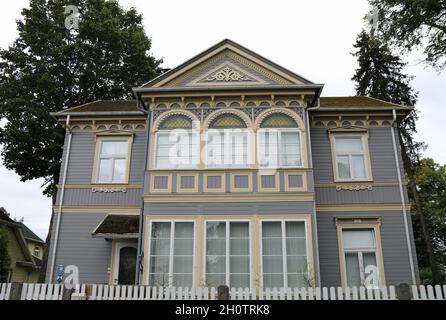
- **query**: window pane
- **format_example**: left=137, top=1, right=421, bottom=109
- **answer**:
left=335, top=137, right=363, bottom=154
left=263, top=274, right=283, bottom=289
left=259, top=130, right=278, bottom=167
left=230, top=274, right=250, bottom=289
left=149, top=222, right=171, bottom=286
left=281, top=131, right=301, bottom=167
left=97, top=159, right=112, bottom=182
left=342, top=230, right=376, bottom=250
left=206, top=222, right=226, bottom=285
left=206, top=131, right=224, bottom=167
left=113, top=159, right=126, bottom=182
left=345, top=252, right=361, bottom=287
left=101, top=141, right=128, bottom=156
left=285, top=221, right=305, bottom=238
left=363, top=252, right=378, bottom=286
left=336, top=156, right=351, bottom=179
left=262, top=222, right=284, bottom=288
left=230, top=132, right=248, bottom=167
left=287, top=273, right=307, bottom=288
left=286, top=256, right=307, bottom=274
left=172, top=222, right=194, bottom=287
left=352, top=155, right=367, bottom=179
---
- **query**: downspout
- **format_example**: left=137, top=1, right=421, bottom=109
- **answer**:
left=48, top=115, right=72, bottom=283
left=391, top=109, right=416, bottom=284
left=306, top=93, right=321, bottom=287
left=135, top=96, right=150, bottom=285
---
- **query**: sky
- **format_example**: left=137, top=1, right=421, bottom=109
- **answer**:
left=0, top=0, right=445, bottom=239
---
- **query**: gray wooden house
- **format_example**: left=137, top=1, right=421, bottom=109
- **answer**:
left=47, top=39, right=418, bottom=288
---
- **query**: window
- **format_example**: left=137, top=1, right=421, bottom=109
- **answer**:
left=154, top=115, right=199, bottom=169
left=95, top=138, right=131, bottom=183
left=205, top=221, right=250, bottom=288
left=155, top=131, right=199, bottom=169
left=258, top=129, right=302, bottom=167
left=341, top=229, right=380, bottom=287
left=206, top=129, right=249, bottom=168
left=261, top=221, right=308, bottom=288
left=332, top=135, right=371, bottom=181
left=149, top=221, right=195, bottom=287
left=33, top=246, right=41, bottom=257
left=258, top=114, right=302, bottom=168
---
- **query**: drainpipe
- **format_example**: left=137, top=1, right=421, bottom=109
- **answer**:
left=306, top=95, right=321, bottom=287
left=391, top=109, right=416, bottom=284
left=48, top=115, right=72, bottom=283
left=135, top=96, right=150, bottom=285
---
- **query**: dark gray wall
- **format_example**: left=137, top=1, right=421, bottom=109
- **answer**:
left=59, top=131, right=146, bottom=185
left=45, top=213, right=111, bottom=284
left=317, top=210, right=416, bottom=286
left=311, top=127, right=404, bottom=183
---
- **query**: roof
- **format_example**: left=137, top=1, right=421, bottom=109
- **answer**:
left=139, top=39, right=315, bottom=89
left=0, top=211, right=16, bottom=225
left=20, top=223, right=44, bottom=243
left=53, top=100, right=142, bottom=116
left=92, top=215, right=140, bottom=238
left=318, top=96, right=412, bottom=111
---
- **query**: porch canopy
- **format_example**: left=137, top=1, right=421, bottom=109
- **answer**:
left=92, top=215, right=139, bottom=239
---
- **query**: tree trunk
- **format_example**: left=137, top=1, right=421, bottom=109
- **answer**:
left=398, top=132, right=441, bottom=284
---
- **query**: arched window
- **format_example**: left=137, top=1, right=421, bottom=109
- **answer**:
left=206, top=114, right=250, bottom=168
left=258, top=113, right=302, bottom=168
left=155, top=115, right=199, bottom=169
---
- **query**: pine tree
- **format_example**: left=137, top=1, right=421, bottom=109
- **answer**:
left=352, top=30, right=442, bottom=283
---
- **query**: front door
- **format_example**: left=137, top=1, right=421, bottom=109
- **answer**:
left=113, top=242, right=137, bottom=285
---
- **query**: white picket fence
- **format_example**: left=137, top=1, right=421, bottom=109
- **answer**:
left=1, top=283, right=446, bottom=300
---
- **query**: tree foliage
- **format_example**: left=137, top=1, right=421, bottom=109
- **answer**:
left=0, top=208, right=11, bottom=282
left=369, top=0, right=446, bottom=71
left=411, top=158, right=446, bottom=283
left=0, top=0, right=162, bottom=198
left=351, top=29, right=445, bottom=283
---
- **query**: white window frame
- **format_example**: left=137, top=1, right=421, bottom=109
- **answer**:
left=33, top=246, right=41, bottom=257
left=257, top=128, right=303, bottom=169
left=259, top=219, right=310, bottom=289
left=339, top=228, right=383, bottom=288
left=93, top=136, right=132, bottom=184
left=331, top=134, right=372, bottom=182
left=203, top=220, right=252, bottom=289
left=154, top=130, right=199, bottom=169
left=205, top=129, right=251, bottom=169
left=147, top=220, right=196, bottom=288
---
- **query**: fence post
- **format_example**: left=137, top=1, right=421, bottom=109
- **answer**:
left=62, top=287, right=74, bottom=300
left=217, top=285, right=230, bottom=300
left=9, top=283, right=23, bottom=300
left=396, top=283, right=411, bottom=300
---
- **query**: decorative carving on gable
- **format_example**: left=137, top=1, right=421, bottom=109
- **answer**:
left=203, top=66, right=253, bottom=82
left=336, top=184, right=373, bottom=191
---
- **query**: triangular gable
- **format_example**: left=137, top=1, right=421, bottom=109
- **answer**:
left=141, top=39, right=313, bottom=88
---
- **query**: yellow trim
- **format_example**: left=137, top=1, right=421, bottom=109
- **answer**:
left=143, top=193, right=315, bottom=203
left=230, top=171, right=253, bottom=193
left=203, top=172, right=226, bottom=193
left=316, top=203, right=410, bottom=212
left=336, top=218, right=386, bottom=288
left=176, top=172, right=199, bottom=193
left=284, top=171, right=308, bottom=192
left=257, top=171, right=280, bottom=192
left=150, top=173, right=172, bottom=193
left=91, top=134, right=134, bottom=185
left=329, top=131, right=373, bottom=183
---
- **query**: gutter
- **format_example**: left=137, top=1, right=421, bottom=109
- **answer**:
left=391, top=109, right=417, bottom=284
left=134, top=95, right=151, bottom=285
left=306, top=92, right=322, bottom=287
left=48, top=115, right=72, bottom=283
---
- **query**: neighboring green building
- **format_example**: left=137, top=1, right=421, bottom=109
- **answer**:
left=0, top=212, right=41, bottom=283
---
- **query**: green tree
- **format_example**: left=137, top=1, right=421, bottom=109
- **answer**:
left=351, top=29, right=442, bottom=283
left=412, top=158, right=446, bottom=283
left=369, top=0, right=446, bottom=71
left=0, top=208, right=12, bottom=282
left=0, top=0, right=162, bottom=281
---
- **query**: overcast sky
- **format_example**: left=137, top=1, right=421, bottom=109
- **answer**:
left=1, top=0, right=445, bottom=239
